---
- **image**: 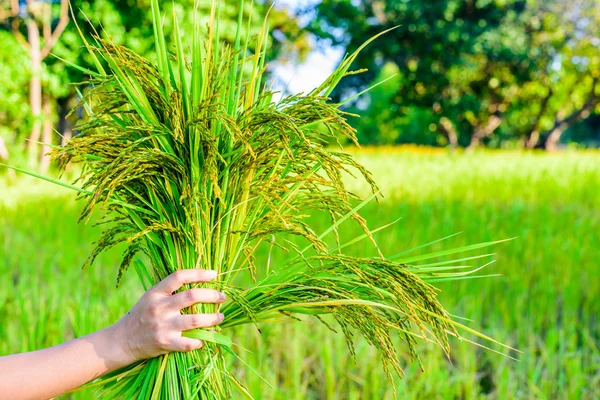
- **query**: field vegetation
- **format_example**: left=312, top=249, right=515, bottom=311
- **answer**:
left=1, top=148, right=598, bottom=399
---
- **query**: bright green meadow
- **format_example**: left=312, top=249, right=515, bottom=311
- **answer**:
left=1, top=148, right=598, bottom=399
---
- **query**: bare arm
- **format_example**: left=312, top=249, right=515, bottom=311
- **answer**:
left=0, top=269, right=226, bottom=400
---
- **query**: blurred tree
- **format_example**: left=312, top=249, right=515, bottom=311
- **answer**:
left=1, top=0, right=68, bottom=169
left=308, top=0, right=600, bottom=149
left=0, top=32, right=30, bottom=162
left=515, top=0, right=600, bottom=150
left=0, top=0, right=307, bottom=167
left=308, top=0, right=531, bottom=148
left=348, top=63, right=444, bottom=146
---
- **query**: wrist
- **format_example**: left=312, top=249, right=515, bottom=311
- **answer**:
left=89, top=324, right=138, bottom=373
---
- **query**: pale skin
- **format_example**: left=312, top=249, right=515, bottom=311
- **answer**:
left=0, top=269, right=226, bottom=400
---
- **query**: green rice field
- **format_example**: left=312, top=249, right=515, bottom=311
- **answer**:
left=1, top=148, right=599, bottom=399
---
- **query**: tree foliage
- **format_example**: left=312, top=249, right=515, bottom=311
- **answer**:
left=0, top=0, right=307, bottom=166
left=308, top=0, right=600, bottom=149
left=0, top=31, right=30, bottom=161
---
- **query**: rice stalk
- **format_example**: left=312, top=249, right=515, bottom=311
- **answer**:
left=8, top=0, right=512, bottom=398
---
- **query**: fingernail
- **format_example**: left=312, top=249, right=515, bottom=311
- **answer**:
left=218, top=312, right=225, bottom=321
left=219, top=292, right=227, bottom=301
left=205, top=270, right=218, bottom=280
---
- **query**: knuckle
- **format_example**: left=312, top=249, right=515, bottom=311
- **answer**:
left=210, top=290, right=222, bottom=302
left=211, top=313, right=224, bottom=326
left=172, top=269, right=186, bottom=283
left=154, top=334, right=170, bottom=349
left=143, top=316, right=161, bottom=332
left=185, top=289, right=198, bottom=303
left=147, top=303, right=161, bottom=318
left=189, top=314, right=203, bottom=329
left=181, top=341, right=200, bottom=352
left=150, top=320, right=162, bottom=331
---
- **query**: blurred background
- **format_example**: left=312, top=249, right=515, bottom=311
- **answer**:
left=0, top=0, right=599, bottom=399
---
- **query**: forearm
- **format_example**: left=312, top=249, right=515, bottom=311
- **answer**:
left=0, top=269, right=223, bottom=400
left=0, top=325, right=134, bottom=400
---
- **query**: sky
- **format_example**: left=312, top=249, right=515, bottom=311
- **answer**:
left=270, top=44, right=344, bottom=97
left=268, top=0, right=345, bottom=99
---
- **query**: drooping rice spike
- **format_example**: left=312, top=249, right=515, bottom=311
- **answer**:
left=5, top=0, right=510, bottom=397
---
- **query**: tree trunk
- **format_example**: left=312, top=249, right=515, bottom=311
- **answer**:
left=524, top=88, right=553, bottom=149
left=40, top=95, right=53, bottom=171
left=537, top=121, right=568, bottom=151
left=536, top=78, right=598, bottom=150
left=438, top=117, right=458, bottom=150
left=525, top=130, right=540, bottom=149
left=543, top=125, right=566, bottom=151
left=467, top=114, right=502, bottom=151
left=0, top=136, right=9, bottom=160
left=26, top=18, right=42, bottom=167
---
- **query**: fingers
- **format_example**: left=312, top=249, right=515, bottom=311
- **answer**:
left=176, top=313, right=225, bottom=331
left=169, top=288, right=226, bottom=310
left=153, top=269, right=218, bottom=294
left=170, top=337, right=204, bottom=352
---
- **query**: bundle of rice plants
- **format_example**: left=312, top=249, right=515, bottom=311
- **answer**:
left=8, top=0, right=512, bottom=398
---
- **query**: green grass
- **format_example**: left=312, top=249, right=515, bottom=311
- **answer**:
left=1, top=148, right=599, bottom=399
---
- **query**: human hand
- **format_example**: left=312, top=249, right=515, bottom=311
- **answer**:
left=111, top=269, right=226, bottom=364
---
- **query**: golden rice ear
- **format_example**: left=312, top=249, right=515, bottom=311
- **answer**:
left=2, top=0, right=506, bottom=397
